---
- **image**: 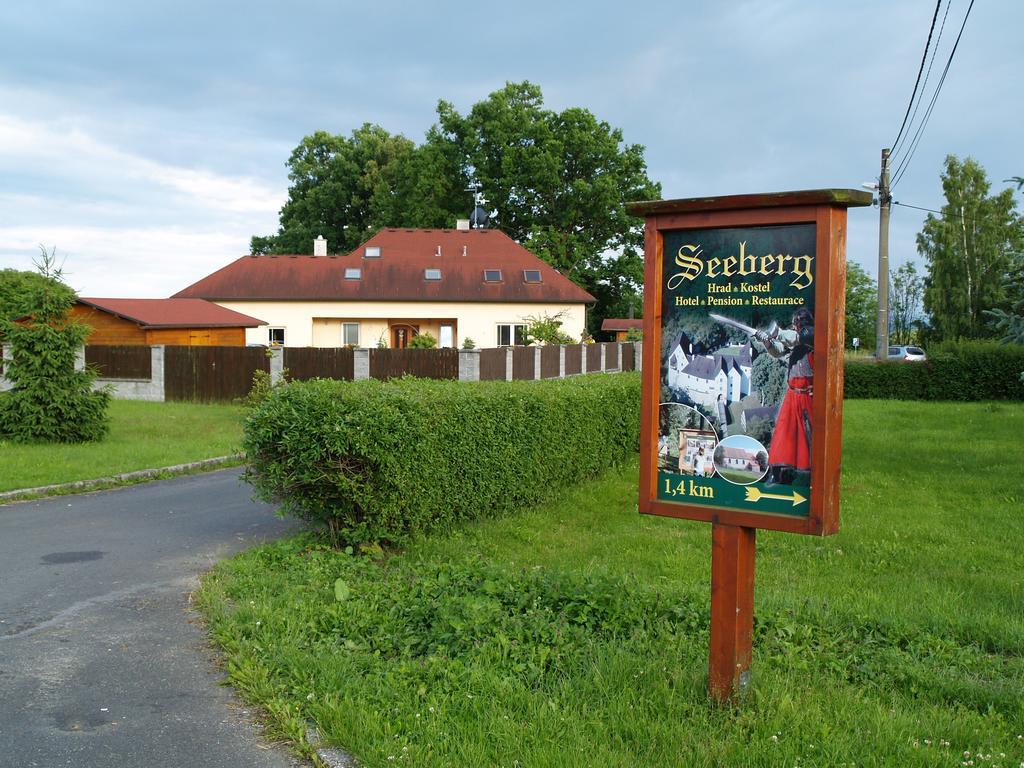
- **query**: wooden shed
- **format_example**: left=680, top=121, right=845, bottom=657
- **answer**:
left=71, top=298, right=266, bottom=346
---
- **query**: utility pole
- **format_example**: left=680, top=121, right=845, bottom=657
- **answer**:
left=874, top=148, right=892, bottom=359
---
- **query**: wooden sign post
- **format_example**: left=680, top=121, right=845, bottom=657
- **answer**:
left=628, top=190, right=872, bottom=704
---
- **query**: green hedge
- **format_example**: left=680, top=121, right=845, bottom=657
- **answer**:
left=845, top=341, right=1024, bottom=401
left=243, top=373, right=641, bottom=543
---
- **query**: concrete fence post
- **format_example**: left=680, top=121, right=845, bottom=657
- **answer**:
left=600, top=343, right=607, bottom=373
left=458, top=349, right=480, bottom=381
left=559, top=345, right=566, bottom=378
left=505, top=347, right=513, bottom=381
left=581, top=344, right=588, bottom=374
left=269, top=346, right=285, bottom=385
left=152, top=345, right=166, bottom=401
left=353, top=348, right=370, bottom=381
left=635, top=341, right=643, bottom=373
left=75, top=345, right=86, bottom=372
left=534, top=346, right=542, bottom=380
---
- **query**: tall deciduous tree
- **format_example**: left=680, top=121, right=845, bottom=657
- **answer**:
left=252, top=124, right=422, bottom=255
left=254, top=83, right=661, bottom=335
left=429, top=82, right=661, bottom=334
left=917, top=155, right=1024, bottom=340
left=889, top=262, right=924, bottom=344
left=844, top=262, right=876, bottom=351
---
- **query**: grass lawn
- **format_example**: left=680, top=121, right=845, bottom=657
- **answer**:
left=198, top=400, right=1024, bottom=767
left=0, top=399, right=244, bottom=492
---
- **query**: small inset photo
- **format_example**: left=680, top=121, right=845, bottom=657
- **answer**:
left=713, top=434, right=769, bottom=485
left=658, top=403, right=718, bottom=476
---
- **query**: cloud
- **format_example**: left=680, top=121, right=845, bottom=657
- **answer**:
left=0, top=224, right=250, bottom=298
left=0, top=114, right=283, bottom=215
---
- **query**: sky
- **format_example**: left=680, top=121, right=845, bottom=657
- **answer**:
left=0, top=0, right=1019, bottom=298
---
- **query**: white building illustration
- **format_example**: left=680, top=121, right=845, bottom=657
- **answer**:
left=666, top=334, right=753, bottom=409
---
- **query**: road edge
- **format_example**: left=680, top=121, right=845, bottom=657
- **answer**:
left=0, top=454, right=246, bottom=504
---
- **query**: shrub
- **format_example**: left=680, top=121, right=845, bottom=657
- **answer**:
left=844, top=340, right=1024, bottom=401
left=243, top=373, right=641, bottom=544
left=408, top=332, right=437, bottom=349
left=0, top=248, right=109, bottom=442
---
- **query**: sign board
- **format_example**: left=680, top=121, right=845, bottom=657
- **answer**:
left=630, top=190, right=873, bottom=536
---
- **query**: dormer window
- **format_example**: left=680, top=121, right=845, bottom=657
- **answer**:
left=523, top=269, right=542, bottom=283
left=344, top=267, right=361, bottom=280
left=364, top=246, right=381, bottom=259
left=483, top=269, right=502, bottom=282
left=424, top=268, right=442, bottom=281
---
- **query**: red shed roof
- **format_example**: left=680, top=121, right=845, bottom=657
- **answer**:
left=172, top=228, right=595, bottom=304
left=77, top=298, right=266, bottom=328
left=601, top=318, right=643, bottom=332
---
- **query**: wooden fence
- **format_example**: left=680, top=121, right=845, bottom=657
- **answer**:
left=71, top=342, right=640, bottom=403
left=164, top=346, right=269, bottom=402
left=85, top=345, right=152, bottom=379
left=370, top=348, right=459, bottom=380
left=285, top=347, right=354, bottom=381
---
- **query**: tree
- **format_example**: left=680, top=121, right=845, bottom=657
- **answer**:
left=254, top=83, right=661, bottom=332
left=251, top=125, right=422, bottom=255
left=0, top=267, right=75, bottom=334
left=917, top=155, right=1024, bottom=340
left=984, top=252, right=1024, bottom=344
left=844, top=262, right=876, bottom=351
left=751, top=352, right=786, bottom=408
left=425, top=82, right=661, bottom=335
left=524, top=310, right=575, bottom=345
left=0, top=247, right=109, bottom=443
left=889, top=262, right=924, bottom=344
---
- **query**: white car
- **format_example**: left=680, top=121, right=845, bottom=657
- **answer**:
left=887, top=345, right=927, bottom=362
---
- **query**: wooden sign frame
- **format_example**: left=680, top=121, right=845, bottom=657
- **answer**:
left=630, top=190, right=873, bottom=537
left=629, top=190, right=872, bottom=702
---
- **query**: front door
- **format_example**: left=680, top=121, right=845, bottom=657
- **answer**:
left=391, top=324, right=416, bottom=349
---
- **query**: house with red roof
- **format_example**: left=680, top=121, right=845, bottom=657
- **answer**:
left=172, top=227, right=595, bottom=348
left=71, top=298, right=265, bottom=346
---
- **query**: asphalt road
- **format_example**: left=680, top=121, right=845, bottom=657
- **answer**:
left=0, top=469, right=307, bottom=768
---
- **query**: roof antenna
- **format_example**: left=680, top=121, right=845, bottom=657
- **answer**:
left=466, top=182, right=490, bottom=229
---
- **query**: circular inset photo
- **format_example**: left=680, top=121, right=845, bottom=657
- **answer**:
left=658, top=403, right=718, bottom=477
left=713, top=434, right=769, bottom=486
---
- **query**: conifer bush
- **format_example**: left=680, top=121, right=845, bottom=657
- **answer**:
left=0, top=249, right=110, bottom=443
left=242, top=373, right=641, bottom=543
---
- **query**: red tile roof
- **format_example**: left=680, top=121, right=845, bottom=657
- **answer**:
left=172, top=229, right=595, bottom=304
left=77, top=298, right=266, bottom=328
left=601, top=318, right=643, bottom=332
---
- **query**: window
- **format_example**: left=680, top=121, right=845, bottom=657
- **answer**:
left=344, top=267, right=361, bottom=280
left=268, top=327, right=285, bottom=346
left=342, top=322, right=359, bottom=346
left=364, top=246, right=381, bottom=258
left=424, top=268, right=442, bottom=281
left=439, top=324, right=454, bottom=348
left=483, top=269, right=502, bottom=282
left=497, top=323, right=527, bottom=346
left=523, top=269, right=542, bottom=283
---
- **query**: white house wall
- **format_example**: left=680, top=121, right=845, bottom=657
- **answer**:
left=214, top=300, right=587, bottom=348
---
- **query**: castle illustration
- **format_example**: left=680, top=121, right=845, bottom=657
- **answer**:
left=666, top=332, right=754, bottom=409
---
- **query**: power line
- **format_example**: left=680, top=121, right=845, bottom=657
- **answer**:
left=891, top=0, right=952, bottom=164
left=890, top=0, right=943, bottom=156
left=893, top=201, right=943, bottom=215
left=891, top=0, right=976, bottom=189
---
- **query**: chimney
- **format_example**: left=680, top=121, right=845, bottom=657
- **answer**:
left=313, top=235, right=327, bottom=256
left=456, top=219, right=470, bottom=231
